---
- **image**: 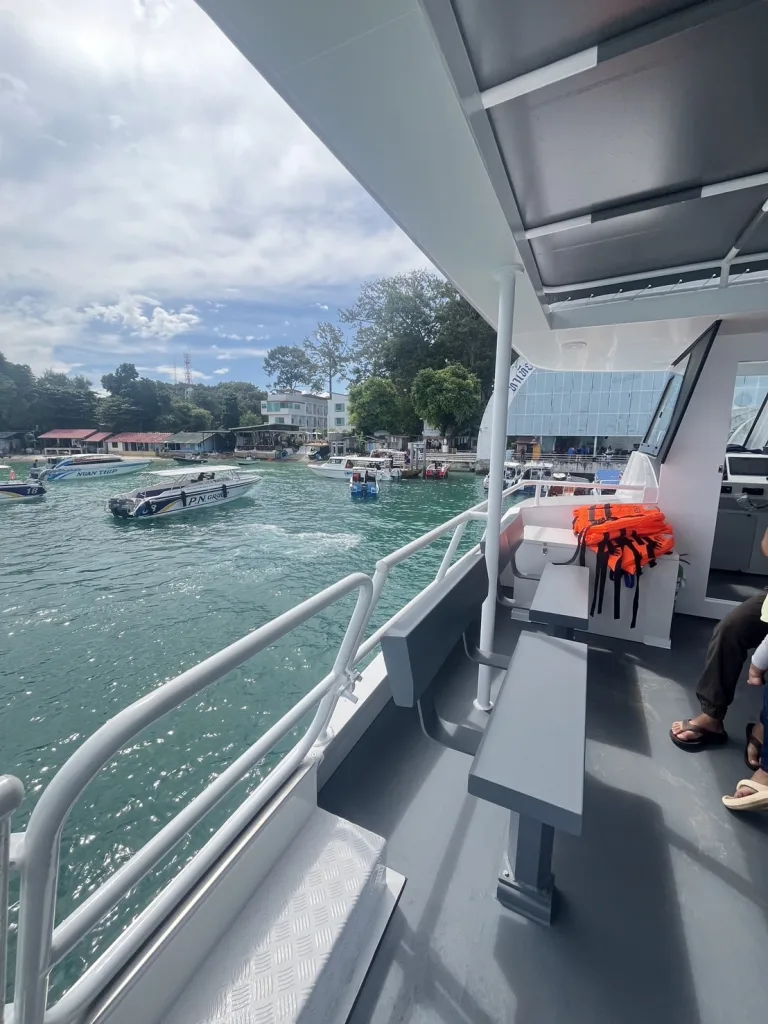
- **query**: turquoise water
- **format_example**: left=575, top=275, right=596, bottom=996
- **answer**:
left=0, top=461, right=486, bottom=995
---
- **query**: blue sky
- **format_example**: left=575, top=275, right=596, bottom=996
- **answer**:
left=0, top=0, right=427, bottom=389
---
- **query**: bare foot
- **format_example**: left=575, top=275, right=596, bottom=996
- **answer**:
left=734, top=767, right=768, bottom=799
left=671, top=713, right=724, bottom=744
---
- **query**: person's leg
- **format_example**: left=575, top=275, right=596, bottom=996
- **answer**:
left=672, top=594, right=768, bottom=744
left=724, top=682, right=768, bottom=805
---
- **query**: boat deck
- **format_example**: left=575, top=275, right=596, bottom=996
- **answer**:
left=320, top=612, right=768, bottom=1024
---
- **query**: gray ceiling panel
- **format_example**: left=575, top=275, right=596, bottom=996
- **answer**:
left=451, top=0, right=697, bottom=88
left=486, top=4, right=768, bottom=225
left=531, top=187, right=768, bottom=287
left=740, top=219, right=768, bottom=256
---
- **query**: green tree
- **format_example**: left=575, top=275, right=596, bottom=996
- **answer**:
left=411, top=364, right=482, bottom=438
left=431, top=293, right=498, bottom=402
left=340, top=270, right=449, bottom=388
left=348, top=378, right=401, bottom=436
left=163, top=401, right=214, bottom=432
left=0, top=354, right=36, bottom=429
left=303, top=322, right=350, bottom=396
left=33, top=372, right=99, bottom=431
left=99, top=395, right=140, bottom=433
left=263, top=346, right=321, bottom=392
left=188, top=406, right=214, bottom=430
left=100, top=364, right=171, bottom=430
left=219, top=390, right=241, bottom=428
left=240, top=410, right=263, bottom=427
left=101, top=363, right=139, bottom=397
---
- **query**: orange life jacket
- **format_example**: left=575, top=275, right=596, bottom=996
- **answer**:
left=568, top=503, right=675, bottom=628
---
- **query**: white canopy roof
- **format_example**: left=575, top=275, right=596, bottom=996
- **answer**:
left=196, top=0, right=768, bottom=369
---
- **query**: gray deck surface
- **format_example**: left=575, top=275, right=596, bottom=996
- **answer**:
left=320, top=611, right=768, bottom=1024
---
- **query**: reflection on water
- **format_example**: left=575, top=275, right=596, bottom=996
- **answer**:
left=0, top=460, right=486, bottom=995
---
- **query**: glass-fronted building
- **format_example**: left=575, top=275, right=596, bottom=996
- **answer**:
left=507, top=370, right=670, bottom=450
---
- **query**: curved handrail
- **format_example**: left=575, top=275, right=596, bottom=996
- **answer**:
left=12, top=574, right=372, bottom=1024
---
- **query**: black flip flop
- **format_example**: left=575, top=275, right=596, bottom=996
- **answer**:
left=745, top=722, right=763, bottom=771
left=670, top=719, right=728, bottom=751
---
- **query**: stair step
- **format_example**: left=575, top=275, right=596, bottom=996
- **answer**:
left=161, top=808, right=397, bottom=1024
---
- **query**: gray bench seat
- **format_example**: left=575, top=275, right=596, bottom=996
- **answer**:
left=381, top=551, right=589, bottom=925
left=468, top=630, right=587, bottom=923
left=529, top=562, right=590, bottom=638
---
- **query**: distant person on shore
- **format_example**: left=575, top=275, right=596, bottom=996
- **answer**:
left=567, top=446, right=575, bottom=457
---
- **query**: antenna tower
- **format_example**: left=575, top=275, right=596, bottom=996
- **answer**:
left=183, top=352, right=192, bottom=387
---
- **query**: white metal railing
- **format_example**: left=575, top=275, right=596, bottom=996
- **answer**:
left=4, top=474, right=654, bottom=1024
left=9, top=574, right=373, bottom=1024
left=0, top=777, right=24, bottom=1024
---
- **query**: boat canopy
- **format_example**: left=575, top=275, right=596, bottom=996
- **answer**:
left=197, top=0, right=768, bottom=368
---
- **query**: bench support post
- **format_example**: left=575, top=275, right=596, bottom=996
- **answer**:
left=497, top=814, right=556, bottom=925
left=547, top=623, right=575, bottom=642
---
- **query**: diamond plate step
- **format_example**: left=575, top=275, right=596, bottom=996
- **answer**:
left=161, top=807, right=398, bottom=1024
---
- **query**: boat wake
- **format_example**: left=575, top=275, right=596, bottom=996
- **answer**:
left=254, top=523, right=361, bottom=554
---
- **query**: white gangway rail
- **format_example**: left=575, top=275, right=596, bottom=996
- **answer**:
left=1, top=478, right=650, bottom=1024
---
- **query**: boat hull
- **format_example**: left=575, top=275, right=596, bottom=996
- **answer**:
left=307, top=463, right=354, bottom=479
left=108, top=479, right=257, bottom=519
left=45, top=459, right=152, bottom=482
left=309, top=463, right=402, bottom=481
left=0, top=482, right=46, bottom=502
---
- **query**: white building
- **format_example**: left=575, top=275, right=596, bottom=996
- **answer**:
left=260, top=391, right=329, bottom=433
left=329, top=394, right=351, bottom=432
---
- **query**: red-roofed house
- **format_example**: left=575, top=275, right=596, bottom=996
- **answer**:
left=37, top=429, right=100, bottom=455
left=81, top=432, right=113, bottom=453
left=107, top=432, right=172, bottom=454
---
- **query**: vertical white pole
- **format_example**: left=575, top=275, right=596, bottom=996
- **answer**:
left=475, top=266, right=521, bottom=711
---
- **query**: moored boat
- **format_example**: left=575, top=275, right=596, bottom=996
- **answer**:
left=0, top=479, right=46, bottom=502
left=173, top=453, right=208, bottom=465
left=349, top=467, right=379, bottom=499
left=309, top=455, right=402, bottom=481
left=483, top=460, right=522, bottom=490
left=425, top=461, right=449, bottom=479
left=39, top=454, right=152, bottom=481
left=107, top=466, right=259, bottom=519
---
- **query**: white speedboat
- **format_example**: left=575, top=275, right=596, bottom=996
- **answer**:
left=0, top=479, right=46, bottom=502
left=307, top=455, right=357, bottom=478
left=106, top=466, right=259, bottom=519
left=308, top=455, right=402, bottom=481
left=39, top=454, right=152, bottom=481
left=482, top=460, right=523, bottom=490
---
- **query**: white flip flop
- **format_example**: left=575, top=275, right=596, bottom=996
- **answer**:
left=722, top=779, right=768, bottom=812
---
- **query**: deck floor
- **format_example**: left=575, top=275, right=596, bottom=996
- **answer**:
left=320, top=612, right=768, bottom=1024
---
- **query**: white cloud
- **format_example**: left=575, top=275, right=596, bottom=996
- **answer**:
left=85, top=297, right=202, bottom=338
left=213, top=367, right=229, bottom=375
left=0, top=0, right=426, bottom=374
left=215, top=347, right=269, bottom=360
left=314, top=303, right=329, bottom=311
left=142, top=364, right=211, bottom=381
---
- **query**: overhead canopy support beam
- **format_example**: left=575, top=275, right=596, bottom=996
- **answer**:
left=720, top=198, right=768, bottom=285
left=525, top=171, right=768, bottom=240
left=481, top=0, right=762, bottom=109
left=543, top=249, right=768, bottom=296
